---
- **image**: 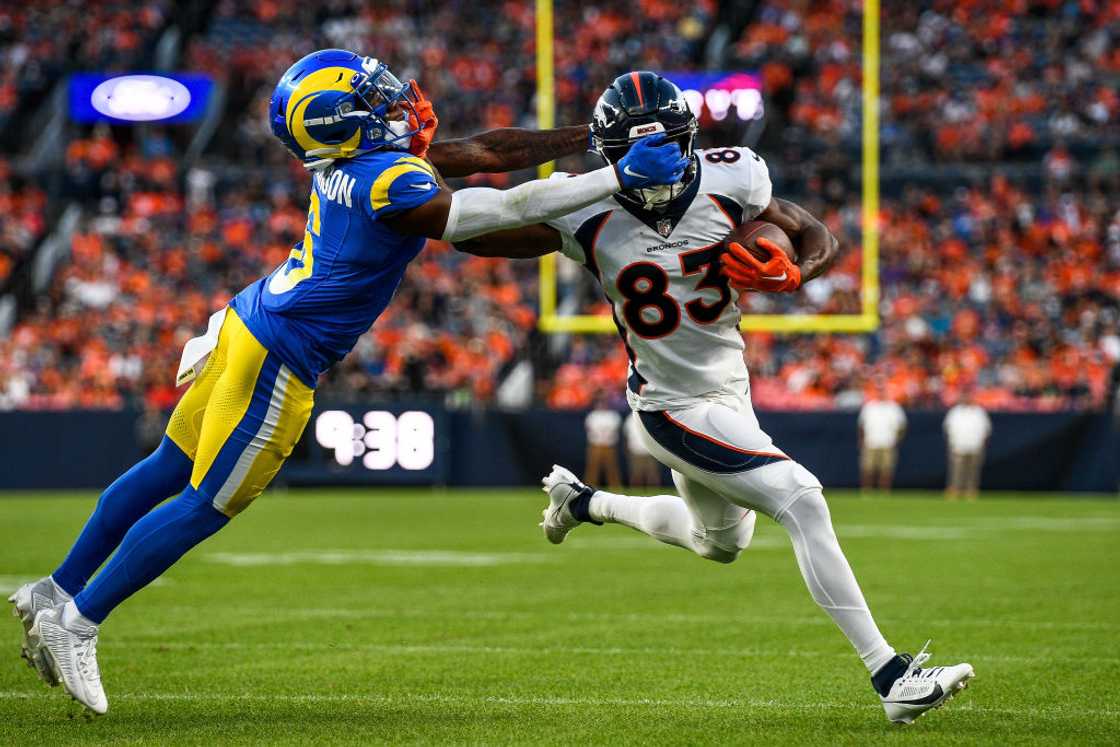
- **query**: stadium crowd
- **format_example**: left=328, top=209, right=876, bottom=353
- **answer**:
left=0, top=1, right=171, bottom=139
left=1, top=0, right=1117, bottom=413
left=0, top=159, right=46, bottom=290
left=738, top=0, right=1120, bottom=162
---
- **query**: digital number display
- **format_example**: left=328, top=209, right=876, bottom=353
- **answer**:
left=314, top=410, right=436, bottom=471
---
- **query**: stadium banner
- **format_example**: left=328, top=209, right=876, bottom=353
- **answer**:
left=663, top=71, right=764, bottom=122
left=69, top=73, right=215, bottom=124
left=0, top=408, right=1116, bottom=492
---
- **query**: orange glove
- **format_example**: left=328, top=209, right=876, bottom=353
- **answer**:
left=720, top=237, right=802, bottom=293
left=406, top=80, right=438, bottom=158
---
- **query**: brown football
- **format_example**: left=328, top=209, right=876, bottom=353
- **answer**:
left=725, top=221, right=796, bottom=262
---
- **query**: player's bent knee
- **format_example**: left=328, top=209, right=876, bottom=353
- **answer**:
left=788, top=488, right=832, bottom=525
left=776, top=488, right=844, bottom=549
left=752, top=460, right=825, bottom=520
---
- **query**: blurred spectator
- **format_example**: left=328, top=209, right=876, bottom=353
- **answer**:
left=0, top=159, right=47, bottom=289
left=858, top=385, right=907, bottom=493
left=624, top=410, right=661, bottom=488
left=943, top=390, right=992, bottom=501
left=584, top=397, right=622, bottom=487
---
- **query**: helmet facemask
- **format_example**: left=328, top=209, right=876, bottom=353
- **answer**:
left=349, top=58, right=421, bottom=145
left=590, top=72, right=700, bottom=212
left=594, top=119, right=699, bottom=211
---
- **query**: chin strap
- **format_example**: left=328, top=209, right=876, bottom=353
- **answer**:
left=303, top=142, right=412, bottom=172
left=303, top=148, right=339, bottom=171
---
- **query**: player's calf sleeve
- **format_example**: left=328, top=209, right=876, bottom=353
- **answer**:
left=589, top=492, right=738, bottom=563
left=774, top=488, right=896, bottom=674
left=73, top=485, right=229, bottom=623
left=52, top=436, right=193, bottom=596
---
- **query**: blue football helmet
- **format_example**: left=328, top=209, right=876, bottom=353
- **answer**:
left=269, top=49, right=422, bottom=168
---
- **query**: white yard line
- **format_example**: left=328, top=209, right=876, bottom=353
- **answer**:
left=93, top=639, right=1119, bottom=665
left=565, top=535, right=790, bottom=550
left=0, top=689, right=1115, bottom=720
left=133, top=605, right=1120, bottom=639
left=204, top=550, right=554, bottom=567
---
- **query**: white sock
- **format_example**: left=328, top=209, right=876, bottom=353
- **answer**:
left=589, top=490, right=699, bottom=553
left=48, top=576, right=73, bottom=601
left=774, top=489, right=895, bottom=674
left=61, top=600, right=97, bottom=631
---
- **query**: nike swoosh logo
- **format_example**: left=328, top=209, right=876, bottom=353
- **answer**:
left=623, top=165, right=647, bottom=180
left=893, top=684, right=944, bottom=706
left=762, top=272, right=787, bottom=282
left=411, top=183, right=434, bottom=191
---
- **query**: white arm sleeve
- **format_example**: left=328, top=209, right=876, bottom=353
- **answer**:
left=741, top=149, right=772, bottom=219
left=440, top=165, right=620, bottom=242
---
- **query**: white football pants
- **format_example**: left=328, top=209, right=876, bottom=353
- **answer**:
left=588, top=392, right=896, bottom=674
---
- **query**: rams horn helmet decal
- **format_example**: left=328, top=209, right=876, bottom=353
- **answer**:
left=269, top=49, right=422, bottom=169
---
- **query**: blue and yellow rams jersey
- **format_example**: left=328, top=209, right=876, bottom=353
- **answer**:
left=229, top=149, right=439, bottom=387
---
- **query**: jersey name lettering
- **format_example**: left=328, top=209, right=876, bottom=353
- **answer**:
left=314, top=169, right=356, bottom=208
left=644, top=240, right=688, bottom=253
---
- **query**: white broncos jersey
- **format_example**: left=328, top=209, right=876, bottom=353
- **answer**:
left=548, top=147, right=772, bottom=411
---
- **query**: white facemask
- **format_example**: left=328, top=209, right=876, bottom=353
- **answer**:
left=634, top=182, right=688, bottom=210
left=386, top=118, right=413, bottom=150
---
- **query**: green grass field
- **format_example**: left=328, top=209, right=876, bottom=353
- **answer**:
left=1, top=488, right=1117, bottom=744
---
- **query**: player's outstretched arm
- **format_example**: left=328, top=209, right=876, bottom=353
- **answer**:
left=452, top=224, right=563, bottom=258
left=386, top=134, right=688, bottom=241
left=427, top=126, right=589, bottom=177
left=756, top=197, right=840, bottom=282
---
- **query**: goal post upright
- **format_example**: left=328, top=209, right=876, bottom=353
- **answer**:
left=860, top=0, right=881, bottom=329
left=536, top=0, right=560, bottom=329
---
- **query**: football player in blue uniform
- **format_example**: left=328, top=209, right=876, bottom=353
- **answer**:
left=9, top=49, right=690, bottom=714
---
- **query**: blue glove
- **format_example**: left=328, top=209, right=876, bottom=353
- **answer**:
left=615, top=133, right=691, bottom=189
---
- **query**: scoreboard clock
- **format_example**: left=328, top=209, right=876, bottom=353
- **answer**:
left=282, top=406, right=446, bottom=485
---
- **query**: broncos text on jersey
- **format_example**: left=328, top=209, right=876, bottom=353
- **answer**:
left=228, top=149, right=440, bottom=387
left=546, top=147, right=772, bottom=411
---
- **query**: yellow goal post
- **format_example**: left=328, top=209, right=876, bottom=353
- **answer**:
left=534, top=0, right=880, bottom=334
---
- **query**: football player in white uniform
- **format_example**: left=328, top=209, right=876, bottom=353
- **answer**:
left=456, top=71, right=974, bottom=725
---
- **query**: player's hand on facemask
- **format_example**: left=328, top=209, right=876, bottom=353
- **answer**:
left=721, top=237, right=802, bottom=293
left=615, top=133, right=691, bottom=189
left=406, top=80, right=438, bottom=159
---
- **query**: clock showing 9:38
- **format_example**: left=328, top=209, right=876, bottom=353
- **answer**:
left=314, top=409, right=437, bottom=472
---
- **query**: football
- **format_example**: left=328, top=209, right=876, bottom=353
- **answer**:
left=726, top=220, right=797, bottom=263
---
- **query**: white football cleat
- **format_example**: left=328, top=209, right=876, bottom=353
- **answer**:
left=29, top=604, right=108, bottom=715
left=8, top=576, right=71, bottom=685
left=880, top=641, right=974, bottom=724
left=540, top=464, right=594, bottom=544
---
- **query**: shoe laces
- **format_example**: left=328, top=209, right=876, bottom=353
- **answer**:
left=900, top=640, right=933, bottom=681
left=74, top=630, right=101, bottom=682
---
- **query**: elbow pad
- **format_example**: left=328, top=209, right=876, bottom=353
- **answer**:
left=440, top=166, right=620, bottom=242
